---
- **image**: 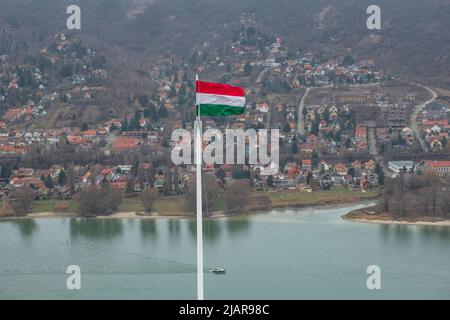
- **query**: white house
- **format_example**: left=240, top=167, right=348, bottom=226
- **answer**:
left=388, top=161, right=415, bottom=173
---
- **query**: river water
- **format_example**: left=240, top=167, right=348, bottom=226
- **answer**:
left=1, top=202, right=449, bottom=299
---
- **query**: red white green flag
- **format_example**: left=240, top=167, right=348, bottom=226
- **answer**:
left=196, top=80, right=246, bottom=116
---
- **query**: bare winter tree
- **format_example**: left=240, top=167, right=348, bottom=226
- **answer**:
left=224, top=180, right=251, bottom=214
left=141, top=188, right=159, bottom=213
left=185, top=174, right=220, bottom=216
left=10, top=187, right=36, bottom=216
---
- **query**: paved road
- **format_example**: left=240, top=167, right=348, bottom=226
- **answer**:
left=297, top=87, right=311, bottom=135
left=256, top=68, right=268, bottom=83
left=410, top=84, right=437, bottom=152
left=101, top=132, right=117, bottom=154
left=368, top=127, right=378, bottom=156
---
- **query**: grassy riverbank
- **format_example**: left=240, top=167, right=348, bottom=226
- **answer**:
left=3, top=196, right=192, bottom=218
left=266, top=187, right=378, bottom=208
left=1, top=186, right=379, bottom=219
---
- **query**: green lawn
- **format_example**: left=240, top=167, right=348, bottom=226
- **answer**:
left=265, top=186, right=379, bottom=206
left=21, top=186, right=378, bottom=216
left=120, top=196, right=193, bottom=216
left=32, top=199, right=77, bottom=213
left=31, top=198, right=147, bottom=214
left=26, top=197, right=192, bottom=216
left=154, top=196, right=193, bottom=216
left=118, top=197, right=144, bottom=212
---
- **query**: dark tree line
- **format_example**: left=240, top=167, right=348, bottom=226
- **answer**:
left=382, top=173, right=450, bottom=218
left=74, top=182, right=122, bottom=218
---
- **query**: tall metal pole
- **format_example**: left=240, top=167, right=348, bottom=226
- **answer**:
left=195, top=74, right=204, bottom=300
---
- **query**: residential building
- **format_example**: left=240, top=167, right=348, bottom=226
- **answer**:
left=388, top=161, right=415, bottom=173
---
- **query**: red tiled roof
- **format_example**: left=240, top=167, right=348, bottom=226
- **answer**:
left=300, top=143, right=314, bottom=150
left=356, top=126, right=367, bottom=137
left=100, top=169, right=112, bottom=176
left=0, top=145, right=24, bottom=153
left=0, top=145, right=15, bottom=152
left=3, top=109, right=25, bottom=121
left=82, top=130, right=97, bottom=137
left=10, top=177, right=43, bottom=187
left=423, top=119, right=448, bottom=127
left=111, top=181, right=127, bottom=189
left=426, top=161, right=450, bottom=168
left=142, top=163, right=153, bottom=170
left=112, top=137, right=140, bottom=151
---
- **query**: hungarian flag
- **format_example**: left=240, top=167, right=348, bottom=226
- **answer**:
left=196, top=81, right=246, bottom=116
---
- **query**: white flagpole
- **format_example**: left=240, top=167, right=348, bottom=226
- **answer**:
left=195, top=74, right=204, bottom=300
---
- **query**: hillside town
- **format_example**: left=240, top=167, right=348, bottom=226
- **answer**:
left=0, top=18, right=449, bottom=218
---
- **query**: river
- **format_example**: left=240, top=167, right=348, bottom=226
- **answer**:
left=1, top=202, right=449, bottom=299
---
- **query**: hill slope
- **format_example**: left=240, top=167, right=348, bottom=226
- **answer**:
left=1, top=0, right=449, bottom=86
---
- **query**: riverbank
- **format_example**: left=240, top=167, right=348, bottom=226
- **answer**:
left=0, top=187, right=379, bottom=220
left=343, top=205, right=450, bottom=226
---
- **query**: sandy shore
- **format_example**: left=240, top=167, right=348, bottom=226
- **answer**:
left=10, top=212, right=77, bottom=219
left=9, top=211, right=194, bottom=220
left=343, top=216, right=450, bottom=227
left=98, top=211, right=194, bottom=219
left=343, top=205, right=450, bottom=227
left=0, top=211, right=222, bottom=220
